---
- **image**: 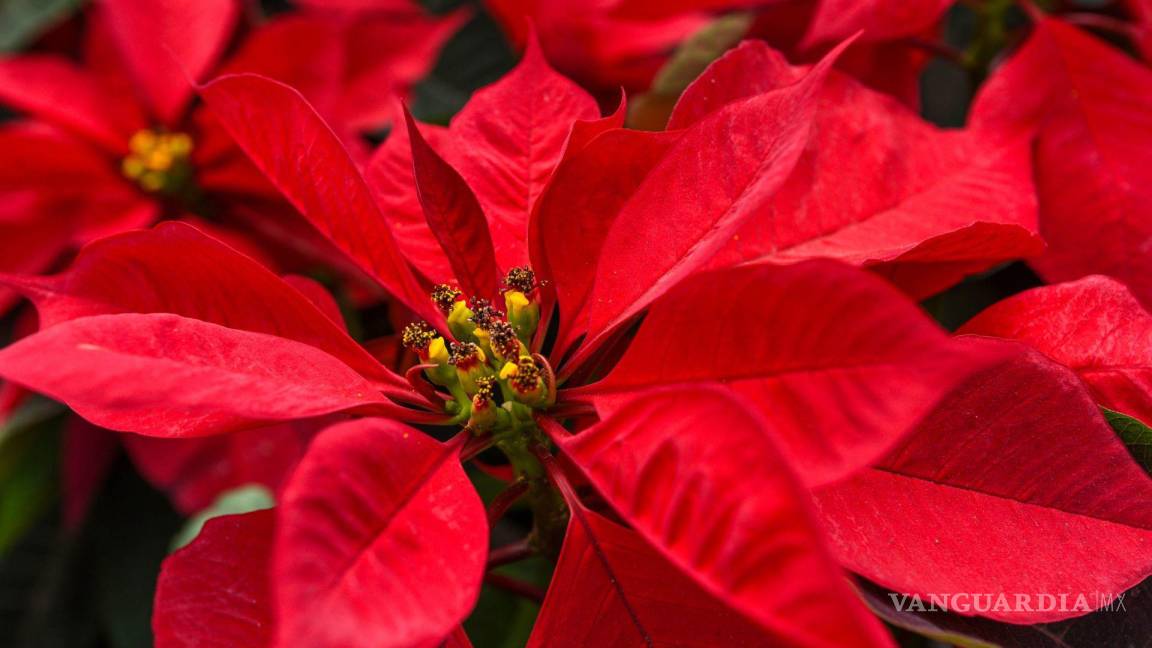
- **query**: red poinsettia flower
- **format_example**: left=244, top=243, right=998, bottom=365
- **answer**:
left=970, top=16, right=1152, bottom=308
left=4, top=34, right=1150, bottom=647
left=0, top=0, right=460, bottom=313
left=483, top=0, right=953, bottom=107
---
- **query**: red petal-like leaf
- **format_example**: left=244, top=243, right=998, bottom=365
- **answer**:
left=364, top=118, right=454, bottom=282
left=801, top=0, right=950, bottom=48
left=0, top=56, right=146, bottom=151
left=971, top=19, right=1152, bottom=307
left=154, top=509, right=275, bottom=648
left=2, top=222, right=402, bottom=391
left=579, top=260, right=994, bottom=486
left=274, top=420, right=486, bottom=648
left=673, top=42, right=1041, bottom=298
left=531, top=127, right=681, bottom=358
left=222, top=10, right=462, bottom=136
left=199, top=73, right=435, bottom=321
left=0, top=313, right=399, bottom=437
left=554, top=387, right=893, bottom=647
left=960, top=276, right=1152, bottom=425
left=814, top=340, right=1152, bottom=623
left=528, top=501, right=777, bottom=647
left=445, top=36, right=599, bottom=268
left=99, top=0, right=239, bottom=124
left=405, top=109, right=501, bottom=298
left=577, top=38, right=850, bottom=359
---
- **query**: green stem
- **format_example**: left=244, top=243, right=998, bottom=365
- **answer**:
left=494, top=424, right=567, bottom=560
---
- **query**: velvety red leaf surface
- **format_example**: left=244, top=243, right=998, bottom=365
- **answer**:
left=531, top=127, right=681, bottom=358
left=672, top=42, right=1041, bottom=298
left=221, top=8, right=461, bottom=138
left=971, top=18, right=1152, bottom=307
left=578, top=261, right=994, bottom=487
left=577, top=39, right=849, bottom=355
left=442, top=37, right=599, bottom=269
left=364, top=119, right=455, bottom=282
left=154, top=509, right=275, bottom=648
left=960, top=276, right=1152, bottom=425
left=801, top=0, right=950, bottom=48
left=199, top=73, right=436, bottom=321
left=1, top=222, right=400, bottom=390
left=0, top=313, right=397, bottom=437
left=405, top=110, right=501, bottom=299
left=0, top=57, right=146, bottom=152
left=98, top=0, right=239, bottom=124
left=274, top=420, right=486, bottom=648
left=528, top=503, right=777, bottom=647
left=555, top=387, right=894, bottom=647
left=814, top=340, right=1152, bottom=623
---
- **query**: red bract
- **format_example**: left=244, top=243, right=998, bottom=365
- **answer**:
left=673, top=41, right=1042, bottom=299
left=2, top=34, right=1145, bottom=646
left=970, top=17, right=1152, bottom=308
left=960, top=275, right=1152, bottom=426
left=0, top=0, right=459, bottom=312
left=815, top=339, right=1152, bottom=623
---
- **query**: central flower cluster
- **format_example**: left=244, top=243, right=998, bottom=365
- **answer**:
left=403, top=267, right=551, bottom=434
left=121, top=129, right=195, bottom=194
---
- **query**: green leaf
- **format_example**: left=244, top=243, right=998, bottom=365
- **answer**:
left=465, top=556, right=553, bottom=648
left=0, top=400, right=64, bottom=558
left=1103, top=407, right=1152, bottom=473
left=169, top=483, right=275, bottom=551
left=0, top=0, right=84, bottom=52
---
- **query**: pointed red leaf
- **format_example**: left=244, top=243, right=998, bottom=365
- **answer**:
left=405, top=109, right=501, bottom=298
left=2, top=222, right=403, bottom=392
left=444, top=37, right=599, bottom=268
left=673, top=42, right=1041, bottom=298
left=815, top=340, right=1152, bottom=622
left=578, top=260, right=995, bottom=487
left=960, top=276, right=1152, bottom=425
left=99, top=0, right=239, bottom=124
left=801, top=0, right=950, bottom=48
left=0, top=313, right=399, bottom=437
left=222, top=10, right=462, bottom=135
left=364, top=118, right=455, bottom=282
left=577, top=39, right=850, bottom=358
left=531, top=127, right=681, bottom=358
left=554, top=387, right=893, bottom=647
left=274, top=420, right=486, bottom=648
left=199, top=73, right=435, bottom=321
left=0, top=56, right=146, bottom=151
left=971, top=19, right=1152, bottom=307
left=154, top=509, right=275, bottom=648
left=528, top=502, right=778, bottom=647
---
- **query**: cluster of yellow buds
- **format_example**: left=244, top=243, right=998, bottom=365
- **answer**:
left=121, top=129, right=195, bottom=194
left=402, top=268, right=551, bottom=432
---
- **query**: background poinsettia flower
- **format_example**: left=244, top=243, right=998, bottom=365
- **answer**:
left=481, top=0, right=952, bottom=102
left=960, top=275, right=1152, bottom=427
left=0, top=0, right=459, bottom=314
left=970, top=17, right=1152, bottom=308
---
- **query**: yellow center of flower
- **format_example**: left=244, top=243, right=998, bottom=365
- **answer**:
left=402, top=267, right=552, bottom=430
left=121, top=129, right=195, bottom=194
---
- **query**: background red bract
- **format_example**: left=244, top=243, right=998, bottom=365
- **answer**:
left=1, top=1, right=1151, bottom=647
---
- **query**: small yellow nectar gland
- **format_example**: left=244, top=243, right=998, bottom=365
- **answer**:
left=122, top=129, right=194, bottom=194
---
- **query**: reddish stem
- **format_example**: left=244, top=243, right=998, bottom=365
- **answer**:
left=487, top=479, right=529, bottom=525
left=488, top=538, right=534, bottom=568
left=485, top=573, right=546, bottom=603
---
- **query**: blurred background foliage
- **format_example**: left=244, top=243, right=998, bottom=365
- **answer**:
left=0, top=0, right=1146, bottom=646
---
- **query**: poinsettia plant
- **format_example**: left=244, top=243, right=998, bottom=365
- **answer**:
left=2, top=0, right=1152, bottom=647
